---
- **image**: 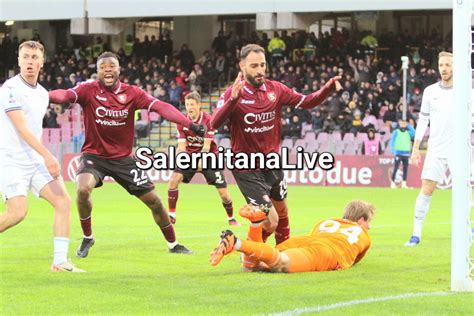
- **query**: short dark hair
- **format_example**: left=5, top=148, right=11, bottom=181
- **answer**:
left=97, top=51, right=119, bottom=65
left=185, top=91, right=201, bottom=103
left=240, top=44, right=265, bottom=60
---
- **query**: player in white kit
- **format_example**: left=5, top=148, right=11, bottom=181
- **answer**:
left=0, top=41, right=83, bottom=272
left=405, top=52, right=454, bottom=246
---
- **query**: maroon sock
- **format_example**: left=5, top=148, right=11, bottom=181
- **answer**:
left=168, top=189, right=179, bottom=213
left=160, top=224, right=176, bottom=243
left=262, top=229, right=272, bottom=243
left=275, top=216, right=290, bottom=245
left=80, top=216, right=92, bottom=237
left=222, top=201, right=234, bottom=218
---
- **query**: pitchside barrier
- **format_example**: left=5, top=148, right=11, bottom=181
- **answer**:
left=62, top=153, right=472, bottom=189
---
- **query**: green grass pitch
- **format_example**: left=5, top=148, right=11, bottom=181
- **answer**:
left=1, top=182, right=473, bottom=315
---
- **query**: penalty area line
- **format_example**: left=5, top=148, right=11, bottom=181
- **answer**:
left=268, top=291, right=451, bottom=315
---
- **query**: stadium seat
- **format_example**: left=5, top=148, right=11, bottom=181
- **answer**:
left=334, top=141, right=345, bottom=155
left=306, top=142, right=319, bottom=153
left=281, top=138, right=293, bottom=149
left=294, top=139, right=306, bottom=149
left=331, top=131, right=342, bottom=141
left=50, top=128, right=61, bottom=144
left=61, top=122, right=73, bottom=142
left=316, top=132, right=329, bottom=142
left=356, top=132, right=367, bottom=142
left=304, top=132, right=316, bottom=142
left=342, top=133, right=355, bottom=142
left=344, top=143, right=357, bottom=155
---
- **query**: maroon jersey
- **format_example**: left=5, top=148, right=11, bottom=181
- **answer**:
left=177, top=111, right=217, bottom=154
left=215, top=80, right=331, bottom=155
left=69, top=81, right=155, bottom=159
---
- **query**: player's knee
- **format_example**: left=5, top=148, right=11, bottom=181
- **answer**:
left=76, top=185, right=92, bottom=201
left=52, top=194, right=72, bottom=211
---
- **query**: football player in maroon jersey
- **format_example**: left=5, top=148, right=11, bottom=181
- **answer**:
left=49, top=52, right=206, bottom=257
left=167, top=91, right=240, bottom=227
left=211, top=44, right=341, bottom=271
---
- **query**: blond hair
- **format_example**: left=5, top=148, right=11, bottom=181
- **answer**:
left=185, top=91, right=201, bottom=103
left=342, top=200, right=375, bottom=222
left=18, top=40, right=44, bottom=55
left=438, top=51, right=453, bottom=59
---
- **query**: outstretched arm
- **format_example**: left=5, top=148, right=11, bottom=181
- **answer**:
left=210, top=72, right=244, bottom=129
left=49, top=89, right=77, bottom=104
left=284, top=76, right=342, bottom=110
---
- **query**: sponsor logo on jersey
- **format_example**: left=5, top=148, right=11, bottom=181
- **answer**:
left=267, top=92, right=276, bottom=102
left=186, top=135, right=204, bottom=144
left=117, top=94, right=127, bottom=103
left=244, top=125, right=274, bottom=133
left=241, top=99, right=255, bottom=104
left=95, top=95, right=107, bottom=101
left=244, top=110, right=276, bottom=125
left=95, top=106, right=129, bottom=119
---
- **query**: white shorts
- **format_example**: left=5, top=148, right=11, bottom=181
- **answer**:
left=0, top=160, right=54, bottom=202
left=421, top=154, right=451, bottom=184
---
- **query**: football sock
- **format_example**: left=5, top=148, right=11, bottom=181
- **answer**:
left=247, top=223, right=263, bottom=242
left=239, top=239, right=280, bottom=267
left=80, top=216, right=92, bottom=237
left=222, top=201, right=234, bottom=219
left=160, top=223, right=177, bottom=247
left=412, top=192, right=432, bottom=238
left=53, top=237, right=69, bottom=265
left=275, top=215, right=290, bottom=245
left=168, top=189, right=179, bottom=215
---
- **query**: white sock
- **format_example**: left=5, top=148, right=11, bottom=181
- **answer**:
left=413, top=192, right=432, bottom=238
left=167, top=241, right=178, bottom=249
left=234, top=238, right=242, bottom=251
left=53, top=237, right=69, bottom=265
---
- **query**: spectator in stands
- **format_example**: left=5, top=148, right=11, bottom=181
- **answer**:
left=411, top=87, right=422, bottom=112
left=361, top=31, right=378, bottom=49
left=383, top=103, right=398, bottom=129
left=43, top=104, right=59, bottom=128
left=350, top=110, right=363, bottom=134
left=362, top=109, right=377, bottom=130
left=281, top=118, right=291, bottom=139
left=289, top=115, right=302, bottom=140
left=362, top=128, right=382, bottom=156
left=167, top=81, right=182, bottom=109
left=334, top=113, right=351, bottom=134
left=215, top=123, right=231, bottom=144
left=301, top=117, right=313, bottom=138
left=311, top=110, right=325, bottom=132
left=212, top=31, right=232, bottom=57
left=177, top=44, right=195, bottom=72
left=268, top=32, right=286, bottom=67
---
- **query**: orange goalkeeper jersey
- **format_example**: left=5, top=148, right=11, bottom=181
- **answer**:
left=308, top=218, right=371, bottom=269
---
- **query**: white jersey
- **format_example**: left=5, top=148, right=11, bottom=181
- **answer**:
left=415, top=82, right=453, bottom=158
left=0, top=75, right=49, bottom=164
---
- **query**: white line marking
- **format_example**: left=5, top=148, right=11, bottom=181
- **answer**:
left=268, top=291, right=451, bottom=316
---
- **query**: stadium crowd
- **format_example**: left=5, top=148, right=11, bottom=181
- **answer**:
left=0, top=27, right=451, bottom=151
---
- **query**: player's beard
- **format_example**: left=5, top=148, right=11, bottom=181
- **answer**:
left=245, top=72, right=265, bottom=88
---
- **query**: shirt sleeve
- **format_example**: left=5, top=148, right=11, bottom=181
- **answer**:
left=176, top=125, right=186, bottom=142
left=133, top=86, right=157, bottom=110
left=1, top=86, right=23, bottom=113
left=205, top=117, right=216, bottom=140
left=69, top=81, right=92, bottom=105
left=276, top=80, right=334, bottom=110
left=415, top=89, right=430, bottom=141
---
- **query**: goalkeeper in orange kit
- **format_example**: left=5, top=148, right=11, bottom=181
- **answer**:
left=210, top=200, right=374, bottom=272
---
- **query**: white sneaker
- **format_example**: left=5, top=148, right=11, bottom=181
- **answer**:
left=402, top=181, right=410, bottom=189
left=390, top=181, right=397, bottom=189
left=51, top=260, right=86, bottom=273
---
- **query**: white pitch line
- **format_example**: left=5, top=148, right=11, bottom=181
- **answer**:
left=268, top=291, right=451, bottom=316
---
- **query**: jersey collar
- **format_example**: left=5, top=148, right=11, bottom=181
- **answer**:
left=18, top=74, right=37, bottom=89
left=188, top=111, right=203, bottom=123
left=98, top=80, right=123, bottom=94
left=243, top=82, right=267, bottom=95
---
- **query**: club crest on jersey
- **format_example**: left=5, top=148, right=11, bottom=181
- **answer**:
left=117, top=94, right=127, bottom=103
left=267, top=92, right=276, bottom=102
